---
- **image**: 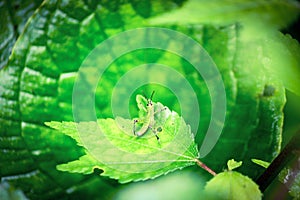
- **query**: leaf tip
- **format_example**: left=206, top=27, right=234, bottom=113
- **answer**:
left=251, top=159, right=270, bottom=168
left=227, top=159, right=243, bottom=171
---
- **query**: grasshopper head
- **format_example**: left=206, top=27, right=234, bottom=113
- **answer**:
left=146, top=91, right=155, bottom=107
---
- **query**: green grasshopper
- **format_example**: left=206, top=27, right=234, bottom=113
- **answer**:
left=133, top=91, right=166, bottom=141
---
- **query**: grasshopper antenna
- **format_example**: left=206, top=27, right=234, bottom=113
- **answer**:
left=150, top=91, right=155, bottom=101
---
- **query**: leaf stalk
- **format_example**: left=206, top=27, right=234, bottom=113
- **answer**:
left=195, top=159, right=217, bottom=176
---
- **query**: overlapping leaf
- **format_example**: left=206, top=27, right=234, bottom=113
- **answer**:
left=46, top=95, right=199, bottom=183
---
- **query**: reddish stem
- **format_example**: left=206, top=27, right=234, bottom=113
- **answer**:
left=195, top=159, right=217, bottom=176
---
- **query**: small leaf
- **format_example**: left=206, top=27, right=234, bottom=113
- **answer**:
left=251, top=159, right=270, bottom=168
left=46, top=95, right=199, bottom=183
left=227, top=159, right=243, bottom=171
left=204, top=171, right=262, bottom=200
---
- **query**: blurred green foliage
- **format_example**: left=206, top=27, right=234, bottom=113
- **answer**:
left=0, top=0, right=299, bottom=199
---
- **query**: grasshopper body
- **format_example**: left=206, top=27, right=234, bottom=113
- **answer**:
left=133, top=91, right=164, bottom=141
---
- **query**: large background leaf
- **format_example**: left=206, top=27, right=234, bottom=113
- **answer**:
left=0, top=0, right=299, bottom=199
left=0, top=0, right=188, bottom=199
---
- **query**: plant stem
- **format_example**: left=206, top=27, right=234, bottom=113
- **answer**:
left=195, top=159, right=217, bottom=176
left=256, top=130, right=300, bottom=191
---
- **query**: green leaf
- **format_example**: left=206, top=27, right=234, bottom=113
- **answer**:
left=198, top=24, right=285, bottom=179
left=251, top=159, right=270, bottom=168
left=227, top=159, right=242, bottom=171
left=260, top=32, right=300, bottom=96
left=0, top=0, right=43, bottom=69
left=149, top=0, right=300, bottom=29
left=204, top=171, right=262, bottom=200
left=46, top=95, right=199, bottom=183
